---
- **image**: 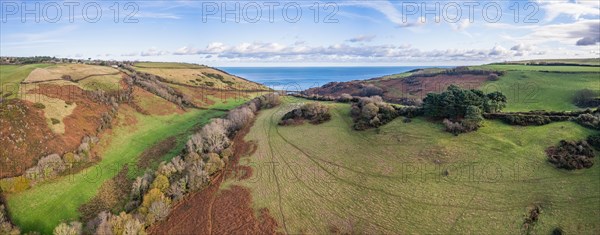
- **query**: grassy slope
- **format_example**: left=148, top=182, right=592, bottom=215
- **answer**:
left=0, top=64, right=52, bottom=99
left=235, top=98, right=599, bottom=234
left=6, top=107, right=225, bottom=234
left=478, top=65, right=600, bottom=111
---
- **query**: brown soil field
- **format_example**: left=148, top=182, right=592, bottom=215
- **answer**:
left=149, top=121, right=280, bottom=235
left=0, top=84, right=110, bottom=178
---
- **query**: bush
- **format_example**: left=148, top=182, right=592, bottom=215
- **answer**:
left=51, top=118, right=60, bottom=125
left=53, top=221, right=82, bottom=235
left=488, top=73, right=500, bottom=81
left=587, top=134, right=600, bottom=150
left=337, top=93, right=354, bottom=102
left=351, top=96, right=400, bottom=130
left=359, top=84, right=383, bottom=97
left=200, top=119, right=231, bottom=154
left=150, top=174, right=170, bottom=193
left=443, top=119, right=465, bottom=136
left=546, top=140, right=595, bottom=170
left=573, top=89, right=600, bottom=108
left=574, top=113, right=600, bottom=129
left=0, top=204, right=21, bottom=235
left=167, top=177, right=188, bottom=201
left=461, top=106, right=483, bottom=131
left=501, top=114, right=551, bottom=126
left=147, top=200, right=170, bottom=224
left=139, top=188, right=171, bottom=216
left=227, top=106, right=254, bottom=131
left=279, top=102, right=331, bottom=125
left=423, top=85, right=507, bottom=118
left=33, top=103, right=45, bottom=109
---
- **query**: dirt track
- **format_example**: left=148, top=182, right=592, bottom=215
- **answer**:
left=149, top=121, right=280, bottom=235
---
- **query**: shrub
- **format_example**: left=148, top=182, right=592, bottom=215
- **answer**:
left=0, top=176, right=30, bottom=193
left=33, top=103, right=45, bottom=109
left=185, top=154, right=209, bottom=191
left=573, top=89, right=600, bottom=108
left=130, top=172, right=154, bottom=201
left=546, top=140, right=595, bottom=170
left=443, top=119, right=465, bottom=136
left=337, top=93, right=353, bottom=102
left=150, top=174, right=170, bottom=193
left=205, top=153, right=225, bottom=175
left=53, top=221, right=82, bottom=235
left=351, top=96, right=399, bottom=130
left=51, top=118, right=60, bottom=125
left=423, top=85, right=506, bottom=118
left=167, top=177, right=188, bottom=201
left=100, top=212, right=146, bottom=235
left=574, top=112, right=600, bottom=130
left=488, top=73, right=500, bottom=81
left=139, top=188, right=171, bottom=216
left=227, top=106, right=254, bottom=131
left=147, top=200, right=170, bottom=224
left=461, top=106, right=483, bottom=131
left=359, top=84, right=384, bottom=97
left=200, top=119, right=231, bottom=153
left=502, top=114, right=551, bottom=126
left=587, top=134, right=600, bottom=150
left=279, top=102, right=331, bottom=125
left=0, top=204, right=21, bottom=235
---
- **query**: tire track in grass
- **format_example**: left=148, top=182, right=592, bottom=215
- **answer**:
left=264, top=105, right=396, bottom=233
left=270, top=103, right=516, bottom=213
left=265, top=105, right=290, bottom=235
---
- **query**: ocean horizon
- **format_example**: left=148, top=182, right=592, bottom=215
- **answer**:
left=219, top=66, right=451, bottom=91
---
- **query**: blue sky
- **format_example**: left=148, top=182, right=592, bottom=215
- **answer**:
left=1, top=0, right=598, bottom=66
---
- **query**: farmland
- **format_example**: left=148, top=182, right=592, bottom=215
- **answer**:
left=132, top=62, right=267, bottom=90
left=233, top=97, right=600, bottom=234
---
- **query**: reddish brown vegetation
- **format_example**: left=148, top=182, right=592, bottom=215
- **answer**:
left=0, top=84, right=111, bottom=178
left=304, top=73, right=490, bottom=104
left=137, top=136, right=177, bottom=169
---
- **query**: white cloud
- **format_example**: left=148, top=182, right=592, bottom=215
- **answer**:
left=538, top=0, right=600, bottom=21
left=347, top=35, right=376, bottom=43
left=171, top=41, right=524, bottom=62
left=140, top=47, right=169, bottom=56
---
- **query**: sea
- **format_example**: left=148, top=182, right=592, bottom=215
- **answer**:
left=218, top=66, right=446, bottom=91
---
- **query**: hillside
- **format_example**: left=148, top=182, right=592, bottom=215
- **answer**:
left=0, top=61, right=269, bottom=233
left=303, top=63, right=600, bottom=111
left=131, top=62, right=268, bottom=91
left=226, top=97, right=599, bottom=234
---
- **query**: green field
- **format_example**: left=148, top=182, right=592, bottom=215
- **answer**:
left=479, top=64, right=600, bottom=73
left=134, top=62, right=206, bottom=69
left=0, top=64, right=52, bottom=99
left=6, top=107, right=226, bottom=234
left=232, top=98, right=600, bottom=234
left=477, top=66, right=600, bottom=111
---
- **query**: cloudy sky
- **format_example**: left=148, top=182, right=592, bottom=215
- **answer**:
left=1, top=0, right=599, bottom=66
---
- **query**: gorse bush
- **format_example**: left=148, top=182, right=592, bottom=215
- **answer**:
left=574, top=112, right=600, bottom=130
left=0, top=204, right=20, bottom=235
left=53, top=221, right=82, bottom=235
left=279, top=102, right=331, bottom=125
left=587, top=134, right=600, bottom=150
left=351, top=96, right=398, bottom=130
left=546, top=140, right=595, bottom=170
left=573, top=89, right=600, bottom=108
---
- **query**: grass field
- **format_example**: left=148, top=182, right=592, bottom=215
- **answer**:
left=479, top=64, right=600, bottom=73
left=499, top=58, right=600, bottom=66
left=232, top=98, right=600, bottom=234
left=0, top=64, right=52, bottom=99
left=477, top=66, right=600, bottom=112
left=21, top=94, right=76, bottom=134
left=6, top=106, right=226, bottom=234
left=23, top=64, right=119, bottom=83
left=78, top=74, right=124, bottom=91
left=133, top=63, right=266, bottom=90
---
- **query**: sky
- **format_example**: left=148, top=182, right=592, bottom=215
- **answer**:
left=0, top=0, right=599, bottom=66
